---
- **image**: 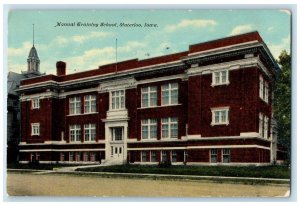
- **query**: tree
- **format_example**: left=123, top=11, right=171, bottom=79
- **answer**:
left=273, top=50, right=291, bottom=163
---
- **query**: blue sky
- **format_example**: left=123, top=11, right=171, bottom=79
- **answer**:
left=8, top=10, right=291, bottom=75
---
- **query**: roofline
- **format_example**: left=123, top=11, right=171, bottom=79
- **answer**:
left=20, top=31, right=278, bottom=87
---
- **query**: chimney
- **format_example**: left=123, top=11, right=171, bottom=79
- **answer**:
left=56, top=61, right=66, bottom=76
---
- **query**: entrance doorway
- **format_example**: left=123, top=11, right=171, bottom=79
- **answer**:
left=110, top=127, right=124, bottom=161
left=111, top=145, right=123, bottom=160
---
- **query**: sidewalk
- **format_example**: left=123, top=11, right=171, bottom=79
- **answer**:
left=7, top=168, right=290, bottom=185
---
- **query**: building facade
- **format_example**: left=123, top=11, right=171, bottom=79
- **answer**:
left=7, top=43, right=42, bottom=164
left=17, top=31, right=280, bottom=165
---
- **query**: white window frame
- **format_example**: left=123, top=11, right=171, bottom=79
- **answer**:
left=161, top=83, right=178, bottom=106
left=84, top=95, right=97, bottom=113
left=259, top=113, right=269, bottom=139
left=161, top=117, right=178, bottom=139
left=212, top=70, right=229, bottom=86
left=210, top=148, right=218, bottom=163
left=259, top=75, right=264, bottom=100
left=141, top=86, right=157, bottom=108
left=84, top=124, right=96, bottom=142
left=69, top=97, right=81, bottom=115
left=150, top=151, right=157, bottom=162
left=31, top=123, right=40, bottom=136
left=32, top=98, right=40, bottom=109
left=211, top=107, right=230, bottom=126
left=161, top=150, right=167, bottom=162
left=141, top=119, right=157, bottom=140
left=69, top=125, right=81, bottom=142
left=264, top=116, right=269, bottom=139
left=264, top=81, right=269, bottom=103
left=111, top=90, right=125, bottom=110
left=141, top=151, right=147, bottom=162
left=222, top=148, right=230, bottom=163
left=259, top=113, right=264, bottom=137
left=171, top=151, right=177, bottom=162
left=259, top=75, right=269, bottom=103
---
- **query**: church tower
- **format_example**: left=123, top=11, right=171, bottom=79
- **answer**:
left=27, top=24, right=40, bottom=73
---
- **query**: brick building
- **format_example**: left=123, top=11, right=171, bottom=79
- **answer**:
left=17, top=31, right=280, bottom=165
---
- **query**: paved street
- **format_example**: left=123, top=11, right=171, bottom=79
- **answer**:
left=6, top=172, right=290, bottom=197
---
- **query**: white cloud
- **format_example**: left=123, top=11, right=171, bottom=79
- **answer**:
left=268, top=35, right=291, bottom=60
left=280, top=10, right=291, bottom=16
left=7, top=63, right=27, bottom=74
left=8, top=41, right=32, bottom=57
left=267, top=27, right=274, bottom=32
left=164, top=19, right=217, bottom=33
left=62, top=40, right=147, bottom=73
left=53, top=32, right=113, bottom=45
left=229, top=24, right=254, bottom=36
left=71, top=32, right=113, bottom=43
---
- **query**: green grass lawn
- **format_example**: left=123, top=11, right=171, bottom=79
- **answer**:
left=7, top=163, right=83, bottom=170
left=77, top=164, right=290, bottom=179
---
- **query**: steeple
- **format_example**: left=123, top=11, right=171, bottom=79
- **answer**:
left=27, top=24, right=40, bottom=73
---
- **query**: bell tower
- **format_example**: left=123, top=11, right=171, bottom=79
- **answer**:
left=27, top=24, right=40, bottom=73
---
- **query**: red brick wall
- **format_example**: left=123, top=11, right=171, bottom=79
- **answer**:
left=21, top=98, right=54, bottom=143
left=187, top=66, right=266, bottom=137
left=126, top=88, right=138, bottom=139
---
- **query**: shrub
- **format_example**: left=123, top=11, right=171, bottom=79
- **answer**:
left=158, top=160, right=172, bottom=168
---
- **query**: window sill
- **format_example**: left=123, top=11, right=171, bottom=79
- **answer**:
left=211, top=82, right=230, bottom=87
left=67, top=112, right=98, bottom=116
left=138, top=104, right=182, bottom=109
left=211, top=122, right=229, bottom=126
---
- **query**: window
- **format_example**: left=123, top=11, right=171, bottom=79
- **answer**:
left=259, top=75, right=269, bottom=103
left=259, top=113, right=269, bottom=139
left=90, top=152, right=95, bottom=161
left=161, top=83, right=178, bottom=105
left=141, top=151, right=147, bottom=162
left=111, top=90, right=125, bottom=110
left=161, top=151, right=167, bottom=162
left=69, top=152, right=74, bottom=161
left=210, top=149, right=217, bottom=163
left=112, top=127, right=123, bottom=141
left=75, top=152, right=81, bottom=161
left=83, top=152, right=89, bottom=161
left=69, top=125, right=81, bottom=142
left=259, top=113, right=263, bottom=137
left=60, top=152, right=65, bottom=161
left=161, top=117, right=178, bottom=138
left=31, top=123, right=40, bottom=136
left=212, top=70, right=229, bottom=86
left=264, top=81, right=269, bottom=103
left=222, top=148, right=230, bottom=163
left=264, top=116, right=269, bottom=139
left=84, top=95, right=96, bottom=113
left=171, top=151, right=177, bottom=162
left=141, top=86, right=157, bottom=108
left=151, top=151, right=157, bottom=162
left=32, top=98, right=40, bottom=109
left=84, top=124, right=96, bottom=141
left=141, top=119, right=157, bottom=139
left=211, top=107, right=229, bottom=125
left=69, top=97, right=81, bottom=115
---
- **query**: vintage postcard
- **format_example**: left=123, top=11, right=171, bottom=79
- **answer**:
left=6, top=8, right=291, bottom=198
